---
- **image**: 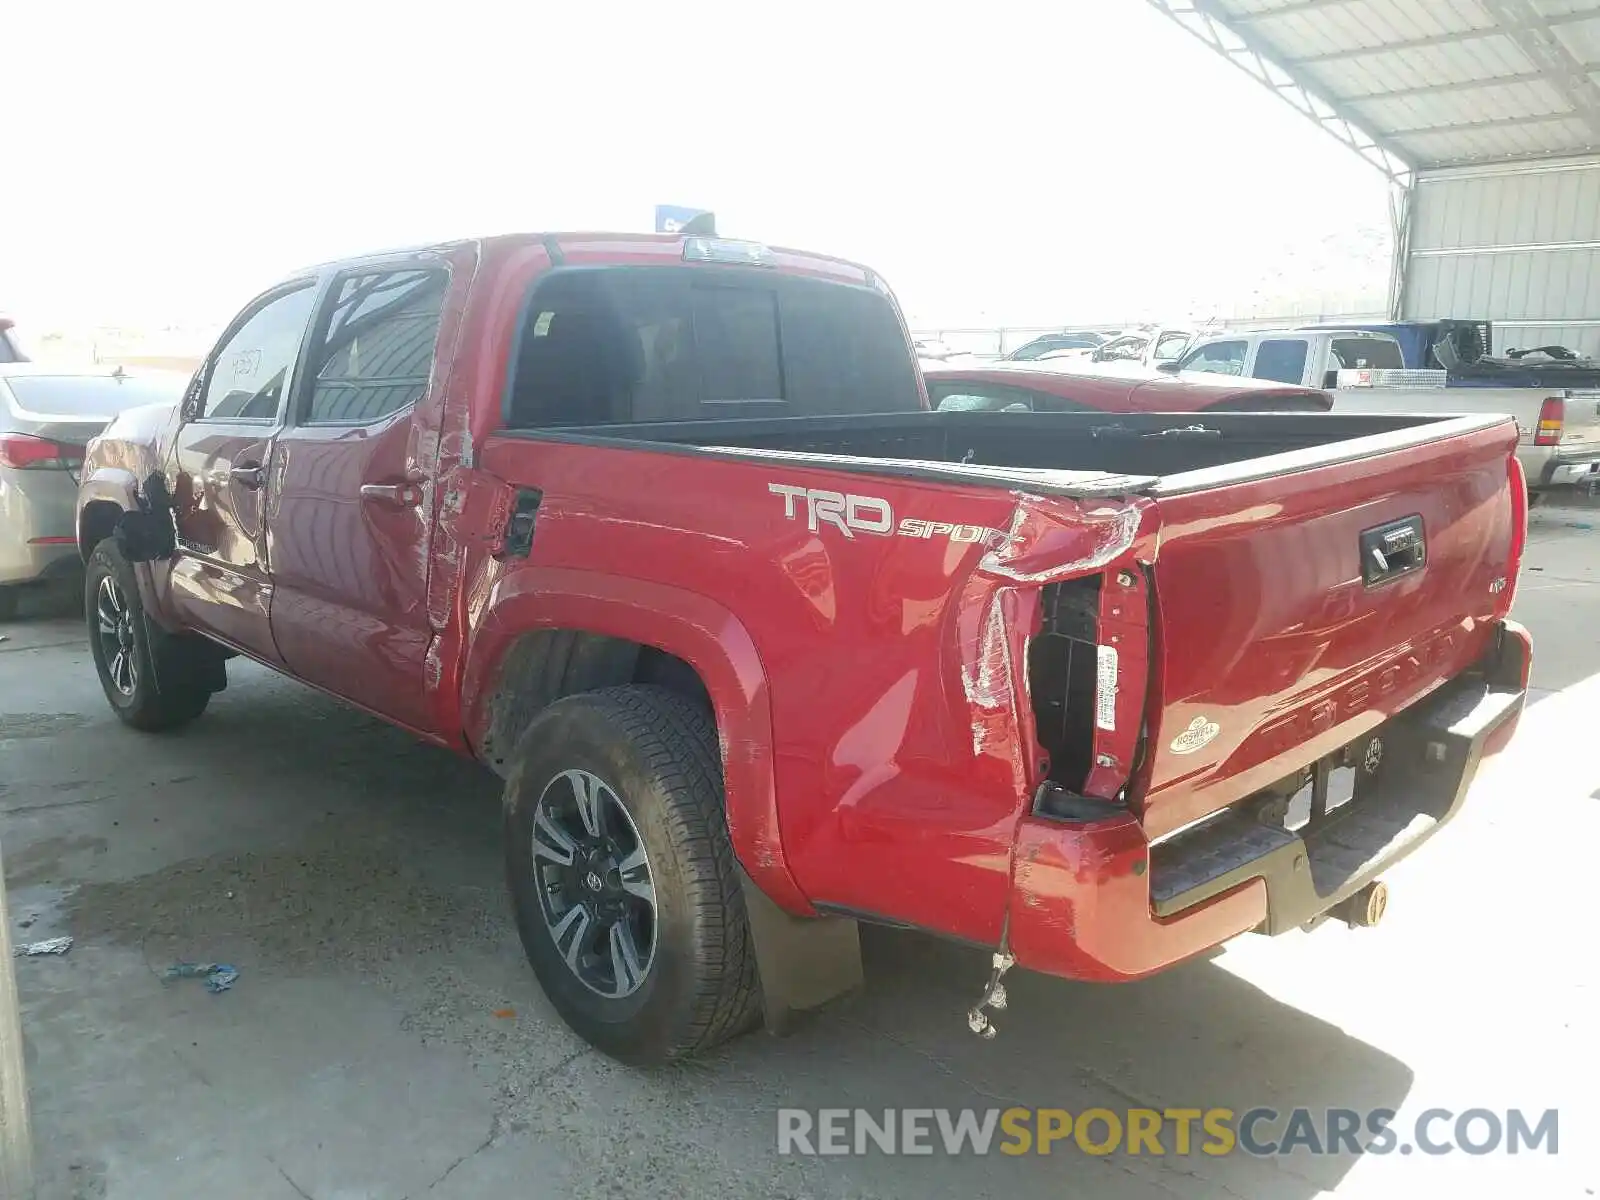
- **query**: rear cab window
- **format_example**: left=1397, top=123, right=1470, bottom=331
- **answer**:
left=505, top=266, right=923, bottom=427
left=1330, top=337, right=1404, bottom=370
left=1322, top=336, right=1406, bottom=387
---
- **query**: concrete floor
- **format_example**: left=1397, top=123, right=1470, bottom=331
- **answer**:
left=3, top=500, right=1598, bottom=1200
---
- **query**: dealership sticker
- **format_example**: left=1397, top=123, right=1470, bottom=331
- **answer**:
left=1168, top=715, right=1221, bottom=755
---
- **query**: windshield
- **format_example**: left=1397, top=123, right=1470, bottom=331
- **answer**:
left=1179, top=339, right=1248, bottom=376
left=1151, top=331, right=1191, bottom=361
left=4, top=374, right=185, bottom=419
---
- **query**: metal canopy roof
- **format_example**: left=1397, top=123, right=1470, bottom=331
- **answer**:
left=1148, top=0, right=1600, bottom=181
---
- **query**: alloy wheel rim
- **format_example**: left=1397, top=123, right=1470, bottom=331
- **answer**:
left=531, top=768, right=657, bottom=999
left=95, top=576, right=138, bottom=697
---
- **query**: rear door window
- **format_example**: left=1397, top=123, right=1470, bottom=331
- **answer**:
left=1252, top=339, right=1310, bottom=384
left=507, top=267, right=922, bottom=427
left=302, top=269, right=447, bottom=425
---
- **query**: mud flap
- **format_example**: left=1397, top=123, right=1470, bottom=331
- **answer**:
left=148, top=625, right=229, bottom=696
left=737, top=868, right=863, bottom=1035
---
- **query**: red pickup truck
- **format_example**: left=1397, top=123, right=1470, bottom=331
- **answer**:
left=77, top=232, right=1532, bottom=1064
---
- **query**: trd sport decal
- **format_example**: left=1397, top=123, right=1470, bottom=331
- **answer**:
left=768, top=483, right=1012, bottom=549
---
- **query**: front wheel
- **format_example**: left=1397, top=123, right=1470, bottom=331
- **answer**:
left=503, top=686, right=761, bottom=1064
left=85, top=540, right=214, bottom=731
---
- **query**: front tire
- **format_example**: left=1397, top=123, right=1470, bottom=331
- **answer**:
left=503, top=686, right=760, bottom=1064
left=85, top=540, right=213, bottom=731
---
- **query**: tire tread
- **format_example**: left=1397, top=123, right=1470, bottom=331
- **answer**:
left=574, top=686, right=761, bottom=1056
left=85, top=540, right=213, bottom=732
left=503, top=684, right=762, bottom=1061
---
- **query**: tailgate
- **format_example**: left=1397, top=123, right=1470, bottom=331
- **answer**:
left=1133, top=416, right=1521, bottom=841
left=1554, top=389, right=1600, bottom=459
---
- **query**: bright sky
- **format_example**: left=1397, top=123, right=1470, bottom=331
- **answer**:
left=6, top=0, right=1394, bottom=334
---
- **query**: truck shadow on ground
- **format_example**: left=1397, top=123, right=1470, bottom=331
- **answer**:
left=10, top=647, right=1413, bottom=1200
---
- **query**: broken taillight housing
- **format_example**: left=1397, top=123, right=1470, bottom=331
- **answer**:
left=1504, top=455, right=1528, bottom=613
left=0, top=433, right=82, bottom=470
left=1534, top=396, right=1564, bottom=446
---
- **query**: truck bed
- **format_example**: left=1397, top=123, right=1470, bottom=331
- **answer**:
left=511, top=408, right=1503, bottom=496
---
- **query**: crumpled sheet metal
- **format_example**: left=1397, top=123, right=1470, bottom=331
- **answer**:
left=13, top=936, right=72, bottom=957
left=164, top=962, right=240, bottom=993
left=979, top=493, right=1148, bottom=585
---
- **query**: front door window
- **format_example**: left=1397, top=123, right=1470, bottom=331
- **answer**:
left=199, top=286, right=317, bottom=422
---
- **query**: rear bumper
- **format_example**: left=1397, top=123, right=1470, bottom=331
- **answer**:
left=1524, top=446, right=1600, bottom=489
left=1543, top=458, right=1600, bottom=488
left=1007, top=619, right=1531, bottom=983
left=0, top=536, right=79, bottom=586
left=1, top=467, right=79, bottom=585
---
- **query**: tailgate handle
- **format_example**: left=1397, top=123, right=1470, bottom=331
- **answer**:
left=1360, top=515, right=1425, bottom=587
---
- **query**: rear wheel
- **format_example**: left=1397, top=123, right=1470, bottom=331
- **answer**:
left=85, top=540, right=214, bottom=731
left=503, top=686, right=761, bottom=1064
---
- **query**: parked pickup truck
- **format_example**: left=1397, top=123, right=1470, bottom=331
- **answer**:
left=77, top=232, right=1533, bottom=1064
left=1171, top=326, right=1600, bottom=496
left=923, top=361, right=1331, bottom=414
left=1309, top=319, right=1600, bottom=390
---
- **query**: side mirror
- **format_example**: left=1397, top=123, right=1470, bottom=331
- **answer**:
left=1156, top=359, right=1182, bottom=373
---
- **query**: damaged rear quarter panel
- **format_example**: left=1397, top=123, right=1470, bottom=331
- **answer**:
left=468, top=433, right=1155, bottom=945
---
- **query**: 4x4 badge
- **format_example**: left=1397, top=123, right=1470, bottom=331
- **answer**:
left=1169, top=716, right=1221, bottom=755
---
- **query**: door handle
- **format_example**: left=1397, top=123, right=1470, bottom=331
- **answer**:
left=1359, top=515, right=1425, bottom=588
left=229, top=463, right=267, bottom=489
left=360, top=482, right=423, bottom=507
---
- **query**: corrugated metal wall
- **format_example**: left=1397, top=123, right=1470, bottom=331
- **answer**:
left=1402, top=155, right=1600, bottom=357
